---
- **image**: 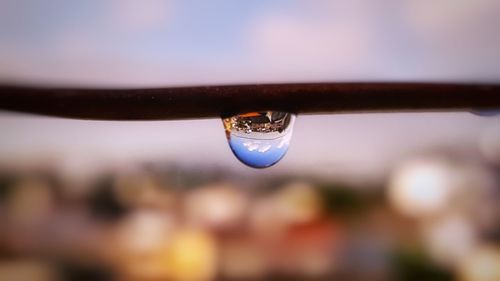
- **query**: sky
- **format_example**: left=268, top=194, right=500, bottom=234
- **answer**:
left=0, top=0, right=500, bottom=181
left=1, top=0, right=500, bottom=86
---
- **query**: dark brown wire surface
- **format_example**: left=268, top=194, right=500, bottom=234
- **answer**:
left=0, top=83, right=499, bottom=120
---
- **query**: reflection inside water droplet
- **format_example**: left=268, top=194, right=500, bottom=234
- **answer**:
left=222, top=111, right=296, bottom=168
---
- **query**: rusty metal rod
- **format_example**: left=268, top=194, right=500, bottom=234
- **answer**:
left=0, top=83, right=499, bottom=120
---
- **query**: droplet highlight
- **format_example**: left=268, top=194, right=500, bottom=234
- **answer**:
left=222, top=111, right=296, bottom=168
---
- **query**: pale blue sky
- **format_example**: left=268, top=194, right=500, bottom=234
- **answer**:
left=1, top=0, right=500, bottom=86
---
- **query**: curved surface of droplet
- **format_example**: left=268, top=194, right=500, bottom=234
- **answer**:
left=471, top=110, right=500, bottom=117
left=222, top=111, right=295, bottom=168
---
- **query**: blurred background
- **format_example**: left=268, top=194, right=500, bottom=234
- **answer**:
left=1, top=1, right=500, bottom=280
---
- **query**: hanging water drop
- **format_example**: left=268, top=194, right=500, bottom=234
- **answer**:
left=471, top=110, right=500, bottom=117
left=222, top=111, right=296, bottom=168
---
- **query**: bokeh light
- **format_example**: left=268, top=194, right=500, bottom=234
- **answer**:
left=421, top=213, right=477, bottom=266
left=459, top=245, right=500, bottom=281
left=167, top=229, right=218, bottom=281
left=184, top=184, right=248, bottom=230
left=388, top=158, right=456, bottom=218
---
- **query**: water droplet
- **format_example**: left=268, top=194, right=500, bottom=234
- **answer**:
left=222, top=111, right=296, bottom=168
left=471, top=110, right=500, bottom=117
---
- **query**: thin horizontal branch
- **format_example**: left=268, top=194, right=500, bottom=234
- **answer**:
left=0, top=83, right=499, bottom=120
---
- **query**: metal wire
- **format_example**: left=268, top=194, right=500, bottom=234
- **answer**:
left=0, top=83, right=499, bottom=120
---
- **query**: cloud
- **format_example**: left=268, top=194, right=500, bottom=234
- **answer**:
left=246, top=3, right=375, bottom=81
left=246, top=0, right=500, bottom=82
left=403, top=0, right=500, bottom=78
left=109, top=0, right=173, bottom=32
